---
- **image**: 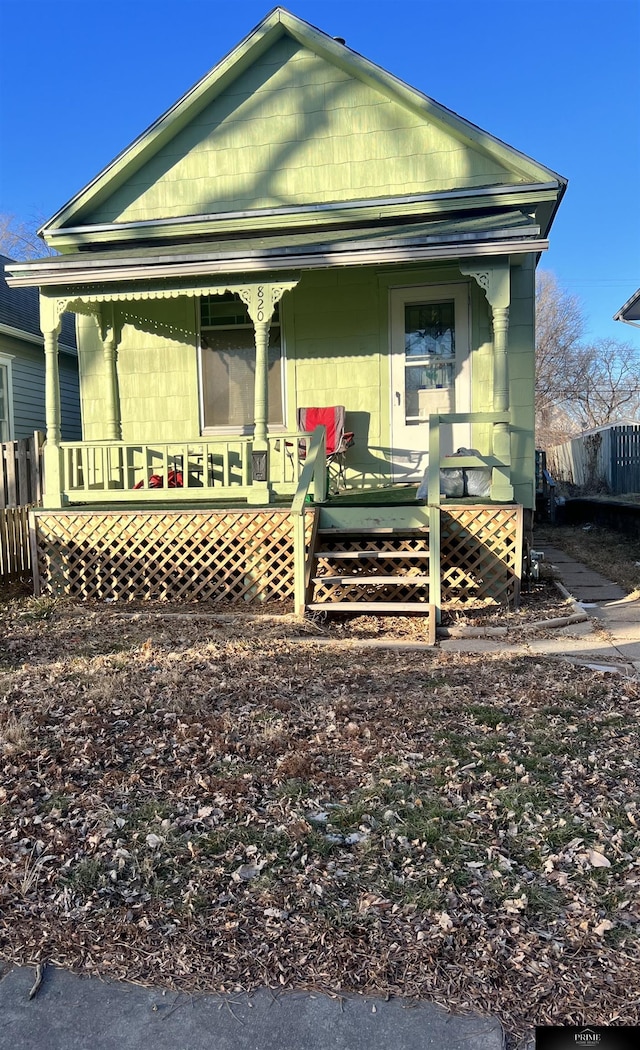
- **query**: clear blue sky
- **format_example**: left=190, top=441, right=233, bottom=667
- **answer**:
left=1, top=0, right=638, bottom=346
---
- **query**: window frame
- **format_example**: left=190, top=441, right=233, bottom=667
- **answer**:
left=197, top=295, right=286, bottom=436
left=0, top=353, right=15, bottom=442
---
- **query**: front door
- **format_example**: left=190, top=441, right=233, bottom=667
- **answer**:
left=390, top=284, right=471, bottom=482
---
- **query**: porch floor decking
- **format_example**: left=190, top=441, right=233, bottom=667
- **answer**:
left=56, top=483, right=514, bottom=513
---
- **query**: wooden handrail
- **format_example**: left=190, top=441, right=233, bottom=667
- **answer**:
left=291, top=427, right=326, bottom=514
left=291, top=427, right=326, bottom=616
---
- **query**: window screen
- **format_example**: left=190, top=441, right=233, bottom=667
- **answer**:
left=200, top=294, right=283, bottom=428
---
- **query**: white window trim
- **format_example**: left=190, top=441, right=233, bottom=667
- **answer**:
left=0, top=352, right=15, bottom=442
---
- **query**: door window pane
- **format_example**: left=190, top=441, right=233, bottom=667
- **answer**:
left=405, top=301, right=455, bottom=358
left=404, top=301, right=455, bottom=421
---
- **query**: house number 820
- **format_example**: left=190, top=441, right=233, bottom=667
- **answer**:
left=256, top=286, right=265, bottom=322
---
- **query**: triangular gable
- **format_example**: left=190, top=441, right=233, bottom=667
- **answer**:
left=42, top=7, right=564, bottom=237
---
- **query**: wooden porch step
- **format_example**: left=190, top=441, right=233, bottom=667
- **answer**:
left=312, top=575, right=429, bottom=586
left=307, top=601, right=432, bottom=614
left=317, top=527, right=425, bottom=536
left=308, top=518, right=434, bottom=641
left=314, top=550, right=428, bottom=560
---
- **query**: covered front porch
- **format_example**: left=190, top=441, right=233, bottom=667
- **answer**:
left=28, top=270, right=523, bottom=630
left=34, top=258, right=519, bottom=511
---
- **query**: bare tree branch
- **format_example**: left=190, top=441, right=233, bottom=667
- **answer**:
left=535, top=272, right=640, bottom=447
left=0, top=213, right=55, bottom=260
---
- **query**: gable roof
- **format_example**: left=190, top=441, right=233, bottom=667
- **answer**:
left=40, top=6, right=565, bottom=247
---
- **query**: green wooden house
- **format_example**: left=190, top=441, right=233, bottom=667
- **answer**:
left=5, top=7, right=566, bottom=625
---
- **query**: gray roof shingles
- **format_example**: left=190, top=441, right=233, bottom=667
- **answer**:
left=0, top=254, right=77, bottom=349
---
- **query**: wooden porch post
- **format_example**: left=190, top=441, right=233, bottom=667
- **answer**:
left=39, top=294, right=65, bottom=508
left=233, top=280, right=299, bottom=506
left=253, top=319, right=270, bottom=446
left=460, top=260, right=514, bottom=501
left=490, top=304, right=513, bottom=498
left=99, top=305, right=122, bottom=441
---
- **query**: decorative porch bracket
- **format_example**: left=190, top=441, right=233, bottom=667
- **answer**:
left=459, top=259, right=513, bottom=501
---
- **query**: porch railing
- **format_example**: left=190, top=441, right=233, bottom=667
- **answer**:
left=56, top=433, right=312, bottom=503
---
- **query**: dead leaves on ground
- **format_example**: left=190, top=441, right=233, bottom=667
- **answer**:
left=0, top=595, right=639, bottom=1044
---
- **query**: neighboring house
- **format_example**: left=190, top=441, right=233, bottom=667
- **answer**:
left=614, top=289, right=640, bottom=330
left=4, top=7, right=566, bottom=621
left=0, top=253, right=81, bottom=442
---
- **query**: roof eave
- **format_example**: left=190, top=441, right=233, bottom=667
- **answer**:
left=42, top=183, right=562, bottom=251
left=5, top=235, right=548, bottom=290
left=614, top=288, right=640, bottom=328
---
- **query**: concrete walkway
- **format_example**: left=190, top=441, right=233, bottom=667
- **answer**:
left=439, top=543, right=640, bottom=677
left=0, top=964, right=503, bottom=1050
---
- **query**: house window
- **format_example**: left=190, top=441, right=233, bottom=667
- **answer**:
left=0, top=357, right=13, bottom=441
left=199, top=294, right=283, bottom=430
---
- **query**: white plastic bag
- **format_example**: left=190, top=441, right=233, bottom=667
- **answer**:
left=465, top=468, right=491, bottom=497
left=417, top=466, right=465, bottom=500
left=417, top=447, right=491, bottom=500
left=440, top=469, right=465, bottom=496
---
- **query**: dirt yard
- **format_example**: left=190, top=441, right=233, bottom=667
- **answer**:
left=1, top=588, right=639, bottom=1046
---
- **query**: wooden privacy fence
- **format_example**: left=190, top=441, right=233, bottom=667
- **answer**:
left=548, top=424, right=640, bottom=495
left=1, top=432, right=43, bottom=508
left=0, top=433, right=43, bottom=584
left=612, top=426, right=640, bottom=495
left=0, top=505, right=31, bottom=583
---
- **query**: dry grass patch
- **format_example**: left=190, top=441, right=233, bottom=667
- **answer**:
left=0, top=595, right=638, bottom=1047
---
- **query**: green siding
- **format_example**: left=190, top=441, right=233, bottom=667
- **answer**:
left=508, top=254, right=537, bottom=509
left=76, top=299, right=199, bottom=443
left=85, top=38, right=520, bottom=225
left=286, top=269, right=385, bottom=480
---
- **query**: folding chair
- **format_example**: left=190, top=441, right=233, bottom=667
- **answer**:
left=294, top=406, right=354, bottom=493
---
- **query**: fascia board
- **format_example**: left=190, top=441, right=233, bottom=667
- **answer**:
left=0, top=321, right=77, bottom=356
left=41, top=6, right=566, bottom=239
left=44, top=185, right=559, bottom=251
left=5, top=236, right=548, bottom=289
